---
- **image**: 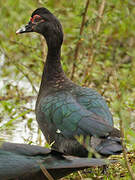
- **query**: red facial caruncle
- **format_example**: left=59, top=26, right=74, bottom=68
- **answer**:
left=30, top=14, right=41, bottom=22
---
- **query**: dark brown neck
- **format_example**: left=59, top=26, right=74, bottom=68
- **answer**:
left=39, top=36, right=65, bottom=90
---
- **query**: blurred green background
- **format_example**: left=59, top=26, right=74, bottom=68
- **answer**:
left=0, top=0, right=135, bottom=179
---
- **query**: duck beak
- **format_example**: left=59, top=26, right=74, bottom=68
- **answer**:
left=16, top=22, right=33, bottom=34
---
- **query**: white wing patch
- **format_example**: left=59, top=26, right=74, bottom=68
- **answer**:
left=56, top=129, right=61, bottom=133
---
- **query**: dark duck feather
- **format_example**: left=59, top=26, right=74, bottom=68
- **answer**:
left=16, top=7, right=122, bottom=157
left=0, top=142, right=113, bottom=180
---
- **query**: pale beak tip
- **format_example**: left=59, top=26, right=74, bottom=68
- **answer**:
left=16, top=26, right=26, bottom=35
left=16, top=30, right=20, bottom=35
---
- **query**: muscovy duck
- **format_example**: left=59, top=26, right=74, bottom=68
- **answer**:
left=16, top=7, right=122, bottom=157
left=0, top=142, right=112, bottom=179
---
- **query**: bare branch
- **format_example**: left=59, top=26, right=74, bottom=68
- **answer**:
left=95, top=0, right=106, bottom=34
left=113, top=74, right=135, bottom=180
left=19, top=62, right=41, bottom=78
left=71, top=0, right=90, bottom=80
left=15, top=65, right=37, bottom=94
left=78, top=171, right=83, bottom=180
left=10, top=40, right=38, bottom=50
left=40, top=163, right=54, bottom=180
left=0, top=95, right=36, bottom=101
left=83, top=0, right=106, bottom=84
left=119, top=114, right=135, bottom=180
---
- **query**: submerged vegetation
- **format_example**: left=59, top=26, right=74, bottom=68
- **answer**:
left=0, top=0, right=135, bottom=179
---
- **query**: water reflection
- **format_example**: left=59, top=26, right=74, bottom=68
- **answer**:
left=0, top=97, right=45, bottom=145
left=0, top=68, right=45, bottom=145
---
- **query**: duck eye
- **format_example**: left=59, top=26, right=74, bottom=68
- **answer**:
left=31, top=15, right=41, bottom=23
